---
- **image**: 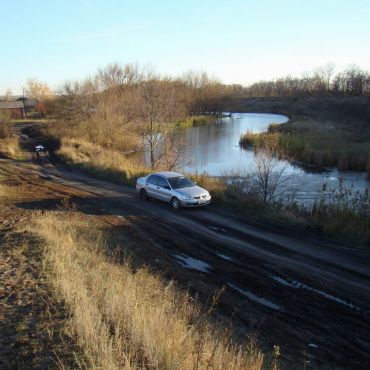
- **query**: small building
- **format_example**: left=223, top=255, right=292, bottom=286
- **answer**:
left=0, top=101, right=25, bottom=118
left=16, top=97, right=38, bottom=113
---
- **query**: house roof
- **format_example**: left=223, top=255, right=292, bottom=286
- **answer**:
left=0, top=101, right=24, bottom=109
left=0, top=95, right=24, bottom=100
left=24, top=99, right=39, bottom=108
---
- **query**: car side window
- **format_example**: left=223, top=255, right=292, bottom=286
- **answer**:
left=147, top=175, right=159, bottom=185
left=157, top=176, right=170, bottom=188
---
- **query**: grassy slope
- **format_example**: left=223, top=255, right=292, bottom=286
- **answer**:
left=0, top=122, right=24, bottom=159
left=0, top=173, right=81, bottom=369
left=27, top=212, right=263, bottom=370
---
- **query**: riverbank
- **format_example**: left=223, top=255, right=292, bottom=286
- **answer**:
left=227, top=96, right=370, bottom=123
left=234, top=97, right=370, bottom=176
left=240, top=117, right=370, bottom=175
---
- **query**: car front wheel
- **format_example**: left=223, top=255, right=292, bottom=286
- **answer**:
left=171, top=197, right=181, bottom=209
left=139, top=189, right=149, bottom=201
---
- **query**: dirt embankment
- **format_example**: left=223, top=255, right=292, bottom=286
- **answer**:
left=228, top=96, right=370, bottom=125
left=0, top=173, right=84, bottom=369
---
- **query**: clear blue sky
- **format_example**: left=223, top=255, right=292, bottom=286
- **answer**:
left=1, top=0, right=369, bottom=93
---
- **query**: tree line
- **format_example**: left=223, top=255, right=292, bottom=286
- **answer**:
left=39, top=64, right=236, bottom=169
left=243, top=64, right=370, bottom=97
left=5, top=62, right=368, bottom=170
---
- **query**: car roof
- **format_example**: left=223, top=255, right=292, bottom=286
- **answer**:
left=153, top=171, right=184, bottom=178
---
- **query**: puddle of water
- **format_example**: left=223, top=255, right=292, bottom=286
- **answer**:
left=217, top=253, right=233, bottom=261
left=209, top=226, right=227, bottom=232
left=227, top=283, right=282, bottom=311
left=173, top=254, right=210, bottom=273
left=271, top=276, right=359, bottom=310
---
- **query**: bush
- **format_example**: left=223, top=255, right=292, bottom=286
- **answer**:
left=0, top=122, right=12, bottom=139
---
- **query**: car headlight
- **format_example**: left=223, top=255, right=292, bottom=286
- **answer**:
left=182, top=195, right=191, bottom=200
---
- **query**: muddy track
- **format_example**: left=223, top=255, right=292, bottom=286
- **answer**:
left=2, top=122, right=370, bottom=369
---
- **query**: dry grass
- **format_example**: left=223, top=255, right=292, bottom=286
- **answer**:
left=0, top=120, right=23, bottom=159
left=27, top=212, right=263, bottom=370
left=0, top=135, right=22, bottom=159
left=58, top=138, right=150, bottom=185
left=240, top=119, right=370, bottom=175
left=46, top=118, right=140, bottom=153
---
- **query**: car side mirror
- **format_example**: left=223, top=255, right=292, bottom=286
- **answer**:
left=164, top=186, right=171, bottom=190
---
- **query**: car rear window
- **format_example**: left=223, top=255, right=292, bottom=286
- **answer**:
left=157, top=176, right=169, bottom=188
left=147, top=175, right=160, bottom=185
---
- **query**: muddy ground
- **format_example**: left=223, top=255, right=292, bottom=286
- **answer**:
left=0, top=174, right=85, bottom=369
left=0, top=123, right=370, bottom=369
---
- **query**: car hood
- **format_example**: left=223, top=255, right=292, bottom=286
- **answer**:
left=174, top=186, right=209, bottom=198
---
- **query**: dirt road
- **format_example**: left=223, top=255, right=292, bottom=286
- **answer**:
left=2, top=123, right=370, bottom=369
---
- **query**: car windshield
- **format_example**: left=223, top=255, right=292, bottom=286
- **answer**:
left=168, top=176, right=194, bottom=189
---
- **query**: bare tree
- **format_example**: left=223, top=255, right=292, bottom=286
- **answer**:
left=253, top=148, right=292, bottom=205
left=4, top=88, right=12, bottom=101
left=135, top=80, right=182, bottom=169
left=25, top=78, right=53, bottom=100
left=97, top=63, right=126, bottom=89
left=97, top=62, right=144, bottom=89
left=315, top=63, right=336, bottom=92
left=158, top=136, right=187, bottom=171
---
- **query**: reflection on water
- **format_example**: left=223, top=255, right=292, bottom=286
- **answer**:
left=144, top=113, right=370, bottom=202
left=171, top=113, right=289, bottom=175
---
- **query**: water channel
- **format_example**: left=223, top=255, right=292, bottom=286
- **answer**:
left=146, top=113, right=370, bottom=203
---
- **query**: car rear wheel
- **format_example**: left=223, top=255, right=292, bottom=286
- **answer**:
left=171, top=197, right=181, bottom=209
left=139, top=189, right=149, bottom=201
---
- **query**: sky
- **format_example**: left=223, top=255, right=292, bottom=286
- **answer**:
left=1, top=0, right=370, bottom=94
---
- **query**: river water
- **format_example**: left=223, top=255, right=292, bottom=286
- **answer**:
left=168, top=113, right=370, bottom=203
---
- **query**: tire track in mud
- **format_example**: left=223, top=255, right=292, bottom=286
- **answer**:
left=103, top=212, right=370, bottom=370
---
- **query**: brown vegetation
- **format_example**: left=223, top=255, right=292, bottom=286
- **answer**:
left=27, top=212, right=263, bottom=370
left=243, top=64, right=370, bottom=97
left=240, top=119, right=370, bottom=174
left=43, top=63, right=238, bottom=171
left=58, top=138, right=149, bottom=185
left=0, top=114, right=21, bottom=158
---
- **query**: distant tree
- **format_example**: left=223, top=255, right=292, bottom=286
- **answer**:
left=4, top=88, right=12, bottom=101
left=181, top=70, right=227, bottom=115
left=244, top=64, right=369, bottom=97
left=314, top=63, right=336, bottom=92
left=25, top=78, right=53, bottom=100
left=97, top=62, right=145, bottom=89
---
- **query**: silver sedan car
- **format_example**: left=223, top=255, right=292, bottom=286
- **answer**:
left=136, top=171, right=211, bottom=209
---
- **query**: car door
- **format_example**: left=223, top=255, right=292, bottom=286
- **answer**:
left=145, top=175, right=161, bottom=199
left=156, top=176, right=172, bottom=202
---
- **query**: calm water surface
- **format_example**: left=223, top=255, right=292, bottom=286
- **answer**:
left=145, top=113, right=370, bottom=202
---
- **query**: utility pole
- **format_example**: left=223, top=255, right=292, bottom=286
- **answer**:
left=22, top=86, right=27, bottom=119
